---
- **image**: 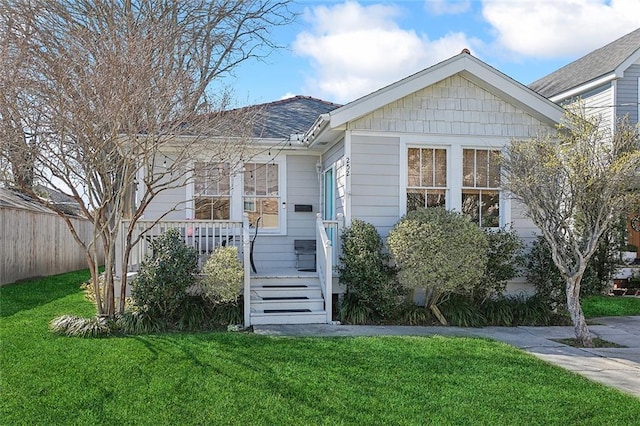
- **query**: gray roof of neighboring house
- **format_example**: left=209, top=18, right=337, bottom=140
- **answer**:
left=529, top=28, right=640, bottom=99
left=250, top=95, right=341, bottom=139
left=0, top=186, right=82, bottom=216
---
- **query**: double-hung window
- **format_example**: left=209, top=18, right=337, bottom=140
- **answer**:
left=194, top=162, right=230, bottom=220
left=244, top=162, right=280, bottom=230
left=462, top=149, right=500, bottom=228
left=406, top=147, right=447, bottom=212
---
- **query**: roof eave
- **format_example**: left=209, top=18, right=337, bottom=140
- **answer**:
left=549, top=73, right=617, bottom=103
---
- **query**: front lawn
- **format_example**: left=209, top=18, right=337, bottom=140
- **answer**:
left=2, top=271, right=639, bottom=425
left=582, top=295, right=640, bottom=318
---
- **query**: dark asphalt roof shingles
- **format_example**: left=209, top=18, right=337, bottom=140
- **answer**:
left=529, top=28, right=640, bottom=98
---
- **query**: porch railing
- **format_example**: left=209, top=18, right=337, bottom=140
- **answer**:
left=316, top=213, right=333, bottom=324
left=119, top=219, right=245, bottom=272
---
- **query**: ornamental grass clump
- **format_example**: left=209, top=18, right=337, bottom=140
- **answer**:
left=387, top=207, right=488, bottom=325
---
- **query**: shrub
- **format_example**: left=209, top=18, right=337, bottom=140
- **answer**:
left=201, top=246, right=244, bottom=303
left=387, top=207, right=488, bottom=324
left=337, top=219, right=402, bottom=322
left=477, top=227, right=524, bottom=301
left=525, top=236, right=566, bottom=310
left=338, top=292, right=374, bottom=325
left=131, top=228, right=198, bottom=322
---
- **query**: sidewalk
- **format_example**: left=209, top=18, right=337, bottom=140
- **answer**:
left=254, top=316, right=640, bottom=399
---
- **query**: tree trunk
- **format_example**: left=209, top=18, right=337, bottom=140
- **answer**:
left=566, top=275, right=593, bottom=347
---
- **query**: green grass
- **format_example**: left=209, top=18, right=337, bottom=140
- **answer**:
left=582, top=295, right=640, bottom=318
left=2, top=271, right=640, bottom=425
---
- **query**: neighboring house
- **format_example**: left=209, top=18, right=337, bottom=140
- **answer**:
left=121, top=50, right=566, bottom=326
left=530, top=27, right=640, bottom=259
left=529, top=28, right=640, bottom=129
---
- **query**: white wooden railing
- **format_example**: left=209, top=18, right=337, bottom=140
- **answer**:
left=119, top=219, right=245, bottom=272
left=316, top=213, right=333, bottom=324
left=242, top=213, right=251, bottom=327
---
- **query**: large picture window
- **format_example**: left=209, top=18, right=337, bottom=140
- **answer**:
left=194, top=162, right=230, bottom=220
left=244, top=162, right=280, bottom=230
left=462, top=149, right=500, bottom=227
left=406, top=147, right=447, bottom=212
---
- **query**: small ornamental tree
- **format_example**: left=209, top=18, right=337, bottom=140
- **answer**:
left=337, top=219, right=400, bottom=322
left=502, top=107, right=640, bottom=347
left=387, top=207, right=488, bottom=324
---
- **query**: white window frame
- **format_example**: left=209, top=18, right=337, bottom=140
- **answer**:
left=400, top=136, right=510, bottom=228
left=405, top=146, right=449, bottom=212
left=242, top=157, right=287, bottom=235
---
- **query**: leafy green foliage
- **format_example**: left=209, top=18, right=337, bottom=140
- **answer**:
left=477, top=227, right=524, bottom=300
left=201, top=246, right=243, bottom=303
left=387, top=207, right=488, bottom=296
left=440, top=294, right=556, bottom=327
left=526, top=236, right=566, bottom=309
left=131, top=229, right=198, bottom=322
left=337, top=219, right=402, bottom=322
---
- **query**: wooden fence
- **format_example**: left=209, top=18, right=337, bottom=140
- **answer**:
left=0, top=206, right=103, bottom=286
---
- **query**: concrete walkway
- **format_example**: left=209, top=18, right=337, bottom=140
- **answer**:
left=254, top=316, right=640, bottom=399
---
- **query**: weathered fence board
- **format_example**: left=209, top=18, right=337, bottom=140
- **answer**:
left=0, top=206, right=102, bottom=285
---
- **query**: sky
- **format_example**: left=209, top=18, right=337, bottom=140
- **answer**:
left=224, top=0, right=640, bottom=107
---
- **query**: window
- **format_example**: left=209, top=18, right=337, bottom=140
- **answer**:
left=244, top=162, right=280, bottom=230
left=406, top=147, right=447, bottom=212
left=194, top=162, right=230, bottom=220
left=462, top=149, right=500, bottom=227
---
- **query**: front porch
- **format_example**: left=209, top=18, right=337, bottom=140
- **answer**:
left=116, top=214, right=341, bottom=327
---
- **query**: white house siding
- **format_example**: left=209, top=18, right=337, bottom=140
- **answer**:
left=617, top=63, right=640, bottom=124
left=575, top=83, right=614, bottom=132
left=350, top=74, right=550, bottom=139
left=251, top=153, right=320, bottom=271
left=141, top=159, right=189, bottom=220
left=350, top=134, right=400, bottom=237
left=321, top=139, right=346, bottom=219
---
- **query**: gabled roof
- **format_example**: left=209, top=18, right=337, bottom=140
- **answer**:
left=305, top=51, right=565, bottom=146
left=529, top=28, right=640, bottom=100
left=249, top=95, right=340, bottom=139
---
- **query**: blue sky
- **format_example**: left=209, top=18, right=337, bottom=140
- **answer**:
left=224, top=0, right=640, bottom=106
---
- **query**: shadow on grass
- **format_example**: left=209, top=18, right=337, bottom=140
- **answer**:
left=0, top=269, right=91, bottom=317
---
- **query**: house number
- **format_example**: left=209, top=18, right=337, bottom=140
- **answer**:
left=345, top=157, right=350, bottom=176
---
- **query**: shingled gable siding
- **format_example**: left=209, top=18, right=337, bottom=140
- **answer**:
left=350, top=74, right=548, bottom=138
left=617, top=63, right=640, bottom=124
left=350, top=134, right=400, bottom=238
left=250, top=154, right=320, bottom=270
left=322, top=139, right=346, bottom=219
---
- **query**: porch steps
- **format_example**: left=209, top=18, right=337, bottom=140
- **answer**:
left=250, top=276, right=327, bottom=325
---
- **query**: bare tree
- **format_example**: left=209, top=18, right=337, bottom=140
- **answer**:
left=502, top=107, right=640, bottom=346
left=1, top=0, right=293, bottom=316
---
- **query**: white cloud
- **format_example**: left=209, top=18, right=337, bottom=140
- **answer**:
left=482, top=0, right=640, bottom=58
left=279, top=92, right=296, bottom=100
left=426, top=0, right=471, bottom=15
left=293, top=1, right=480, bottom=103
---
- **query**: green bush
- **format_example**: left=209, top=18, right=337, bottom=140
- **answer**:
left=131, top=228, right=199, bottom=323
left=337, top=219, right=402, bottom=322
left=525, top=236, right=566, bottom=310
left=387, top=207, right=488, bottom=323
left=478, top=227, right=524, bottom=301
left=201, top=246, right=244, bottom=303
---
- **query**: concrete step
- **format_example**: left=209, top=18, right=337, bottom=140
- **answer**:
left=250, top=297, right=325, bottom=312
left=250, top=286, right=322, bottom=299
left=250, top=311, right=328, bottom=325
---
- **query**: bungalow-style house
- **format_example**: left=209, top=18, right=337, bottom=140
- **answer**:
left=530, top=27, right=640, bottom=260
left=118, top=50, right=567, bottom=326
